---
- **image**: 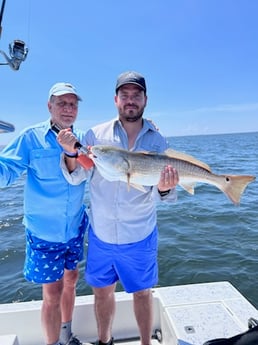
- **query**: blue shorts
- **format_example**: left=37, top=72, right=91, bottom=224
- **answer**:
left=85, top=225, right=158, bottom=293
left=24, top=216, right=87, bottom=284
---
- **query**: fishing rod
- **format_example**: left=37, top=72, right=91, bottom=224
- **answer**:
left=0, top=0, right=29, bottom=70
left=51, top=123, right=94, bottom=169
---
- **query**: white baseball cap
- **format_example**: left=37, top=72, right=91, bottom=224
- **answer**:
left=48, top=82, right=82, bottom=101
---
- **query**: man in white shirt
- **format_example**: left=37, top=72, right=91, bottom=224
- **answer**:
left=58, top=71, right=179, bottom=345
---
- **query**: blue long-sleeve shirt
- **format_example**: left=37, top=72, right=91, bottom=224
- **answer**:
left=0, top=119, right=87, bottom=243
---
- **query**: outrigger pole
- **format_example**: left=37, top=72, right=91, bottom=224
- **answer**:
left=0, top=1, right=16, bottom=133
left=0, top=0, right=6, bottom=38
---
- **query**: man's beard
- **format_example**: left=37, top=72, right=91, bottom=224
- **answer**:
left=120, top=106, right=144, bottom=123
left=124, top=113, right=143, bottom=122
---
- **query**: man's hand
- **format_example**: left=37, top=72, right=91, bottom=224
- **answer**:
left=157, top=165, right=179, bottom=192
left=57, top=128, right=78, bottom=154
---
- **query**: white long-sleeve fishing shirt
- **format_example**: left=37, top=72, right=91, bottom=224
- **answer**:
left=61, top=118, right=177, bottom=244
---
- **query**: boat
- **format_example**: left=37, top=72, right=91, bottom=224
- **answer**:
left=0, top=123, right=257, bottom=345
left=1, top=281, right=258, bottom=345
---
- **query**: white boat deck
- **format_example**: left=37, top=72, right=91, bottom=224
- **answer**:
left=1, top=281, right=258, bottom=345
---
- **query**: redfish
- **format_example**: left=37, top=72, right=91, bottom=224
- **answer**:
left=90, top=145, right=255, bottom=205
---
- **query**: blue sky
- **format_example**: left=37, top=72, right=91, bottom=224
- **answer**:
left=0, top=0, right=257, bottom=144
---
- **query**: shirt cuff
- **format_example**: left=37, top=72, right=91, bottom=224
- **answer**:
left=154, top=186, right=177, bottom=202
left=60, top=153, right=89, bottom=185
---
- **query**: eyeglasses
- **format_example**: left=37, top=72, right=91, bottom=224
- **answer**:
left=54, top=101, right=78, bottom=110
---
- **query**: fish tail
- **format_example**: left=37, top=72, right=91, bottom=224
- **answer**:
left=221, top=175, right=255, bottom=205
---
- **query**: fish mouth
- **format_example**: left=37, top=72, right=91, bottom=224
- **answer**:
left=87, top=147, right=97, bottom=159
left=88, top=153, right=96, bottom=160
left=89, top=150, right=97, bottom=159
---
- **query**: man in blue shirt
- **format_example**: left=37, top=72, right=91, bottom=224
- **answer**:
left=0, top=83, right=88, bottom=345
left=58, top=71, right=179, bottom=345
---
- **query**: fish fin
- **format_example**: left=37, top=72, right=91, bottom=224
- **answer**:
left=218, top=175, right=256, bottom=205
left=126, top=172, right=147, bottom=192
left=130, top=183, right=147, bottom=192
left=165, top=149, right=211, bottom=172
left=179, top=181, right=196, bottom=195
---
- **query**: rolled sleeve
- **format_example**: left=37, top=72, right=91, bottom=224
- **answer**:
left=60, top=153, right=89, bottom=185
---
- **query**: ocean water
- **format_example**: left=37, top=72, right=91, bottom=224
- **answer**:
left=0, top=132, right=257, bottom=308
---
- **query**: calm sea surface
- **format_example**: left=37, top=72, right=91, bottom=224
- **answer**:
left=0, top=132, right=257, bottom=308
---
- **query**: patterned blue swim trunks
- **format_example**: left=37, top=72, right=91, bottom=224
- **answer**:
left=24, top=220, right=86, bottom=284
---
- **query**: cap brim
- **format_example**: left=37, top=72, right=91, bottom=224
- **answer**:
left=116, top=82, right=145, bottom=92
left=52, top=91, right=82, bottom=101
